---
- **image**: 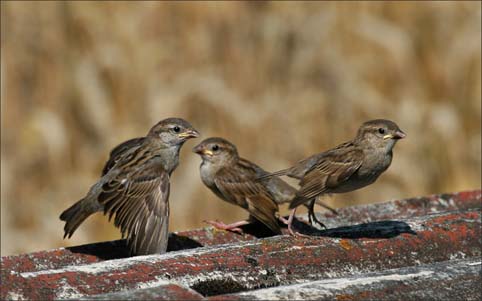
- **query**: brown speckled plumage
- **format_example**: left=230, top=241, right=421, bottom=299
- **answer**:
left=60, top=118, right=199, bottom=255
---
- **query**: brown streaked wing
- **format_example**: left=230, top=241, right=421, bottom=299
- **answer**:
left=291, top=148, right=363, bottom=208
left=214, top=165, right=281, bottom=234
left=102, top=137, right=146, bottom=176
left=237, top=157, right=263, bottom=175
left=98, top=156, right=170, bottom=255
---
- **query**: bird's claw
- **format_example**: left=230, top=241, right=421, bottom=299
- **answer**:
left=308, top=212, right=327, bottom=229
left=278, top=216, right=290, bottom=225
left=287, top=226, right=311, bottom=238
left=203, top=220, right=244, bottom=234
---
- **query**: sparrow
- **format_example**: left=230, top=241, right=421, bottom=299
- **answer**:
left=106, top=136, right=337, bottom=234
left=259, top=119, right=406, bottom=235
left=193, top=137, right=287, bottom=234
left=59, top=118, right=200, bottom=255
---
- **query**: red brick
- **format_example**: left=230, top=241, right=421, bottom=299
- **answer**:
left=209, top=258, right=481, bottom=300
left=2, top=209, right=480, bottom=300
left=2, top=190, right=479, bottom=275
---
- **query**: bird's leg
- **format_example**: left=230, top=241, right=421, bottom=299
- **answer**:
left=286, top=208, right=297, bottom=236
left=307, top=199, right=315, bottom=225
left=203, top=220, right=248, bottom=234
left=307, top=198, right=327, bottom=229
left=279, top=208, right=313, bottom=237
left=278, top=215, right=290, bottom=224
left=280, top=208, right=305, bottom=237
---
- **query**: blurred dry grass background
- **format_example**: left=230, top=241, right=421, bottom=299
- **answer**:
left=1, top=1, right=480, bottom=256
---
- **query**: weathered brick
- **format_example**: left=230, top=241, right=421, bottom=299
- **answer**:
left=2, top=209, right=480, bottom=300
left=2, top=190, right=479, bottom=275
left=210, top=258, right=482, bottom=301
left=87, top=283, right=204, bottom=300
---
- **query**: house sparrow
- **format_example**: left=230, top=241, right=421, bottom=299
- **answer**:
left=259, top=119, right=406, bottom=235
left=263, top=172, right=338, bottom=223
left=59, top=118, right=199, bottom=255
left=104, top=135, right=337, bottom=234
left=193, top=137, right=287, bottom=234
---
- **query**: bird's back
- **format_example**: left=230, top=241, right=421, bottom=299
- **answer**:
left=102, top=137, right=146, bottom=176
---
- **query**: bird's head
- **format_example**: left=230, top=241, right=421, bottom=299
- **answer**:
left=356, top=119, right=406, bottom=152
left=192, top=137, right=238, bottom=165
left=147, top=118, right=200, bottom=146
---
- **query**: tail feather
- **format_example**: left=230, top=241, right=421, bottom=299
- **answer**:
left=59, top=199, right=94, bottom=239
left=257, top=168, right=291, bottom=181
left=314, top=200, right=338, bottom=215
left=289, top=196, right=309, bottom=209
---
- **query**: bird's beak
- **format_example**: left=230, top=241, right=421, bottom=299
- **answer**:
left=202, top=149, right=214, bottom=156
left=192, top=145, right=213, bottom=156
left=383, top=130, right=406, bottom=140
left=179, top=129, right=200, bottom=139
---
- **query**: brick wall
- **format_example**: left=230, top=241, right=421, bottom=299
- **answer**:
left=1, top=190, right=480, bottom=300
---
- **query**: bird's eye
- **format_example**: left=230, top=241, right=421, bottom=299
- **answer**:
left=212, top=145, right=219, bottom=151
left=173, top=126, right=181, bottom=133
left=378, top=128, right=385, bottom=134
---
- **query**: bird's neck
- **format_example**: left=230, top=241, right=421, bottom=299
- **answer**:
left=146, top=139, right=182, bottom=174
left=164, top=144, right=182, bottom=173
left=200, top=155, right=237, bottom=173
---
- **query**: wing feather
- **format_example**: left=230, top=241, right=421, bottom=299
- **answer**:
left=214, top=166, right=281, bottom=234
left=102, top=137, right=146, bottom=176
left=97, top=147, right=170, bottom=255
left=290, top=148, right=363, bottom=209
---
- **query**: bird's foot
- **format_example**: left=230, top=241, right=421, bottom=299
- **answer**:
left=282, top=208, right=310, bottom=237
left=203, top=220, right=246, bottom=234
left=308, top=211, right=327, bottom=229
left=285, top=222, right=311, bottom=238
left=278, top=216, right=290, bottom=225
left=281, top=215, right=308, bottom=236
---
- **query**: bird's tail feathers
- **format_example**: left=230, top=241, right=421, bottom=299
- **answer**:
left=257, top=168, right=291, bottom=181
left=289, top=195, right=310, bottom=209
left=248, top=197, right=281, bottom=234
left=313, top=200, right=338, bottom=215
left=59, top=198, right=96, bottom=239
